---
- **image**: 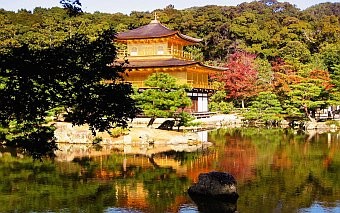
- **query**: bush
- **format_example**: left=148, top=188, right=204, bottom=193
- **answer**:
left=325, top=120, right=340, bottom=127
left=209, top=101, right=234, bottom=114
left=209, top=90, right=234, bottom=113
left=176, top=112, right=196, bottom=128
left=110, top=127, right=129, bottom=138
left=243, top=92, right=283, bottom=122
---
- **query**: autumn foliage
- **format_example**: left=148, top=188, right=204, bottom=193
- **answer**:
left=271, top=58, right=304, bottom=96
left=211, top=52, right=258, bottom=107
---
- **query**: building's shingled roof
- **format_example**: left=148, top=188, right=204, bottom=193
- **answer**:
left=116, top=20, right=202, bottom=43
left=122, top=58, right=227, bottom=71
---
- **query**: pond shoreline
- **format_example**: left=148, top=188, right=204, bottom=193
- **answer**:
left=53, top=114, right=339, bottom=145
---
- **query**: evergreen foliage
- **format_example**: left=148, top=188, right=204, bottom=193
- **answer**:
left=0, top=28, right=139, bottom=157
left=133, top=73, right=192, bottom=119
left=208, top=84, right=234, bottom=113
left=244, top=92, right=283, bottom=122
left=0, top=0, right=339, bottom=138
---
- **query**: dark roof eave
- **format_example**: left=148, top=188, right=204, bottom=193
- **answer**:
left=123, top=62, right=199, bottom=69
left=178, top=33, right=202, bottom=43
left=123, top=62, right=226, bottom=71
left=198, top=62, right=228, bottom=71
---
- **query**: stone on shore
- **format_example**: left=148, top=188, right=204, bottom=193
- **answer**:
left=53, top=122, right=205, bottom=145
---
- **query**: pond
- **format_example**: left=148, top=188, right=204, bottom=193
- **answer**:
left=0, top=128, right=339, bottom=213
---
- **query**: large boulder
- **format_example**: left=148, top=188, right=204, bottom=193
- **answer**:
left=188, top=171, right=238, bottom=202
left=157, top=120, right=175, bottom=130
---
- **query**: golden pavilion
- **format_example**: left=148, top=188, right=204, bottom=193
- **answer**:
left=115, top=17, right=223, bottom=113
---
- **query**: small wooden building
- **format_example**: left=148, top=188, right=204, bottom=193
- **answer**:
left=115, top=18, right=223, bottom=112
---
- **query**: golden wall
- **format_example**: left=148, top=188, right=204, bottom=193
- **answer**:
left=124, top=67, right=213, bottom=89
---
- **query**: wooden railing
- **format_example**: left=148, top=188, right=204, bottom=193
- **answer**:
left=186, top=80, right=215, bottom=90
left=118, top=48, right=194, bottom=60
left=128, top=80, right=215, bottom=90
left=191, top=111, right=217, bottom=119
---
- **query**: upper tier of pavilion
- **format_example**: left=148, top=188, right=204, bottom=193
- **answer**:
left=115, top=18, right=203, bottom=61
left=116, top=19, right=201, bottom=44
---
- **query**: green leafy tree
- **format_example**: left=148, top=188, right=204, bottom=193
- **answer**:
left=244, top=92, right=283, bottom=122
left=254, top=57, right=274, bottom=92
left=133, top=73, right=192, bottom=125
left=331, top=64, right=340, bottom=88
left=320, top=43, right=340, bottom=73
left=59, top=0, right=83, bottom=17
left=329, top=64, right=340, bottom=105
left=209, top=82, right=234, bottom=113
left=285, top=81, right=328, bottom=121
left=0, top=28, right=139, bottom=158
left=209, top=91, right=234, bottom=114
left=1, top=1, right=340, bottom=131
left=279, top=41, right=311, bottom=64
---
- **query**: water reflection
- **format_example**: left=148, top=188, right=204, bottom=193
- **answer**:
left=298, top=202, right=340, bottom=213
left=0, top=128, right=339, bottom=213
left=189, top=195, right=237, bottom=213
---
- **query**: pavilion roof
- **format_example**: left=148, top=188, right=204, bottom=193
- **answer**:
left=116, top=20, right=202, bottom=43
left=122, top=58, right=227, bottom=71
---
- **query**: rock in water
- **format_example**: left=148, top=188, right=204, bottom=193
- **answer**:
left=188, top=171, right=239, bottom=202
left=189, top=195, right=237, bottom=213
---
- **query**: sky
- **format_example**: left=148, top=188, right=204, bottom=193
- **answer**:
left=0, top=0, right=338, bottom=14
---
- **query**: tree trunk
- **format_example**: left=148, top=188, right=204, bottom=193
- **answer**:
left=148, top=155, right=160, bottom=168
left=147, top=116, right=156, bottom=127
left=303, top=104, right=316, bottom=122
left=241, top=99, right=245, bottom=109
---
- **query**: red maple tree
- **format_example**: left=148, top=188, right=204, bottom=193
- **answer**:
left=211, top=51, right=258, bottom=108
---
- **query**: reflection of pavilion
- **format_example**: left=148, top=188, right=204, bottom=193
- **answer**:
left=55, top=142, right=216, bottom=211
left=54, top=133, right=258, bottom=212
left=56, top=133, right=258, bottom=182
left=55, top=143, right=116, bottom=161
left=55, top=141, right=212, bottom=161
left=114, top=182, right=149, bottom=210
left=197, top=130, right=208, bottom=142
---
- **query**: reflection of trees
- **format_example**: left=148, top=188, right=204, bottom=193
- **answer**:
left=271, top=145, right=292, bottom=170
left=295, top=172, right=333, bottom=197
left=148, top=154, right=160, bottom=168
left=211, top=128, right=340, bottom=213
left=0, top=153, right=194, bottom=213
left=0, top=155, right=115, bottom=212
left=209, top=128, right=258, bottom=181
left=218, top=136, right=257, bottom=181
left=1, top=128, right=340, bottom=212
left=141, top=167, right=190, bottom=213
left=77, top=153, right=193, bottom=211
left=76, top=154, right=192, bottom=213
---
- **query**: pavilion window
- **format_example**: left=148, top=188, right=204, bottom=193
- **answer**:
left=157, top=46, right=164, bottom=55
left=131, top=47, right=138, bottom=56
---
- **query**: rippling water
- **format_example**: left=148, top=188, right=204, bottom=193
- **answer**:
left=0, top=127, right=339, bottom=212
